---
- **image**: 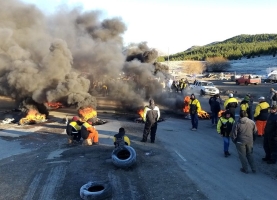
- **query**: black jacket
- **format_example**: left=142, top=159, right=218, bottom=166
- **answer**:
left=264, top=112, right=277, bottom=140
left=209, top=97, right=221, bottom=113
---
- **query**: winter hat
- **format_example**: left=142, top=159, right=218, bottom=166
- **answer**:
left=270, top=105, right=277, bottom=110
left=118, top=127, right=125, bottom=135
left=258, top=96, right=265, bottom=100
left=244, top=96, right=250, bottom=101
left=72, top=116, right=79, bottom=121
left=229, top=93, right=233, bottom=98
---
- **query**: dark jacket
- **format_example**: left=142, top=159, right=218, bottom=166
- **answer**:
left=264, top=112, right=277, bottom=140
left=143, top=105, right=160, bottom=124
left=231, top=117, right=257, bottom=144
left=209, top=96, right=221, bottom=113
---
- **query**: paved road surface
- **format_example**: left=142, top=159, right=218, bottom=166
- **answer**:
left=158, top=118, right=277, bottom=200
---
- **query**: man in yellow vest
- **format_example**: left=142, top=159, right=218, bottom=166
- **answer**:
left=240, top=95, right=250, bottom=118
left=224, top=93, right=238, bottom=119
left=188, top=94, right=201, bottom=131
left=66, top=116, right=82, bottom=144
left=217, top=111, right=235, bottom=157
left=254, top=96, right=270, bottom=136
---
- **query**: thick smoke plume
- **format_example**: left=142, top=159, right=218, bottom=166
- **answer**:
left=0, top=0, right=174, bottom=113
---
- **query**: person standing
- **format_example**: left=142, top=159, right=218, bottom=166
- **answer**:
left=209, top=94, right=221, bottom=126
left=224, top=93, right=238, bottom=119
left=188, top=94, right=201, bottom=131
left=240, top=95, right=250, bottom=118
left=178, top=78, right=186, bottom=93
left=231, top=110, right=257, bottom=174
left=262, top=105, right=277, bottom=164
left=81, top=118, right=99, bottom=146
left=246, top=93, right=254, bottom=120
left=254, top=96, right=270, bottom=136
left=66, top=116, right=82, bottom=144
left=141, top=99, right=160, bottom=143
left=217, top=110, right=235, bottom=157
left=269, top=88, right=276, bottom=106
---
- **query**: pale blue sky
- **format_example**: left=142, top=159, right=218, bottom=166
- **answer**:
left=21, top=0, right=277, bottom=54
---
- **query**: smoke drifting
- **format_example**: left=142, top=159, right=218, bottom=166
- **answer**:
left=0, top=0, right=173, bottom=113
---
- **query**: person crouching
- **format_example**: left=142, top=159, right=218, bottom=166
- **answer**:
left=66, top=116, right=82, bottom=144
left=81, top=118, right=99, bottom=146
left=217, top=111, right=235, bottom=157
left=113, top=127, right=131, bottom=148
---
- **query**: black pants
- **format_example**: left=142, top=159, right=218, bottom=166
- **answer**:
left=72, top=132, right=81, bottom=141
left=263, top=136, right=271, bottom=160
left=142, top=122, right=157, bottom=142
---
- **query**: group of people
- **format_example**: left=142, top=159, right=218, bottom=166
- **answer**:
left=185, top=91, right=276, bottom=173
left=168, top=78, right=189, bottom=93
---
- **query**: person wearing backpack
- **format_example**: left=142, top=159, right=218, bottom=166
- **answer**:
left=217, top=110, right=235, bottom=157
left=113, top=127, right=130, bottom=148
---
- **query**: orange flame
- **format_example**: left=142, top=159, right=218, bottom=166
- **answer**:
left=183, top=96, right=190, bottom=113
left=218, top=110, right=225, bottom=117
left=19, top=109, right=46, bottom=125
left=138, top=109, right=144, bottom=118
left=78, top=107, right=97, bottom=122
left=46, top=102, right=64, bottom=109
left=198, top=110, right=210, bottom=119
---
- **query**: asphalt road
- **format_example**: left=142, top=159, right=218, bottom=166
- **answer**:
left=158, top=118, right=277, bottom=200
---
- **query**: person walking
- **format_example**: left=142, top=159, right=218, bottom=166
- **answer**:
left=254, top=96, right=270, bottom=136
left=231, top=110, right=257, bottom=174
left=262, top=105, right=277, bottom=164
left=224, top=93, right=238, bottom=119
left=209, top=94, right=221, bottom=126
left=188, top=94, right=201, bottom=131
left=217, top=110, right=235, bottom=157
left=141, top=99, right=160, bottom=143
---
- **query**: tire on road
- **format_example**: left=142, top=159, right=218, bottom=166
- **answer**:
left=80, top=181, right=112, bottom=200
left=111, top=146, right=136, bottom=168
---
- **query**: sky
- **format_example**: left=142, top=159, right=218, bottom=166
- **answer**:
left=21, top=0, right=277, bottom=55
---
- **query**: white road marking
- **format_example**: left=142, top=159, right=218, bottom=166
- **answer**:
left=174, top=150, right=187, bottom=162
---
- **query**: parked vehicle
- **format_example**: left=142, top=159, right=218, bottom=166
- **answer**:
left=235, top=75, right=261, bottom=85
left=189, top=80, right=219, bottom=95
left=264, top=74, right=277, bottom=83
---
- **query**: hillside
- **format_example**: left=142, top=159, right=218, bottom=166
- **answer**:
left=160, top=34, right=277, bottom=61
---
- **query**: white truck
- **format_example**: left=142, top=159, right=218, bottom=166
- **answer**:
left=189, top=80, right=219, bottom=95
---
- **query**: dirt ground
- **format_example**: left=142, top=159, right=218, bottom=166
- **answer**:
left=0, top=80, right=276, bottom=200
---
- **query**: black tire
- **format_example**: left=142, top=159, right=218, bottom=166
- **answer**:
left=80, top=181, right=112, bottom=200
left=245, top=81, right=249, bottom=85
left=111, top=146, right=136, bottom=168
left=236, top=81, right=239, bottom=85
left=200, top=90, right=205, bottom=95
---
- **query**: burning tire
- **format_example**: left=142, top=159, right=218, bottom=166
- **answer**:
left=111, top=146, right=136, bottom=168
left=80, top=181, right=112, bottom=200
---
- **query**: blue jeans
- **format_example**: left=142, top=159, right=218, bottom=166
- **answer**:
left=211, top=111, right=218, bottom=124
left=223, top=137, right=230, bottom=152
left=191, top=113, right=198, bottom=129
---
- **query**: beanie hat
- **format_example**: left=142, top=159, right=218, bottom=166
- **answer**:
left=119, top=127, right=125, bottom=135
left=229, top=93, right=233, bottom=98
left=72, top=116, right=79, bottom=121
left=244, top=96, right=250, bottom=101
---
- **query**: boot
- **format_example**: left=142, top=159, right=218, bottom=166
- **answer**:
left=224, top=151, right=228, bottom=157
left=82, top=139, right=93, bottom=146
left=226, top=151, right=231, bottom=156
